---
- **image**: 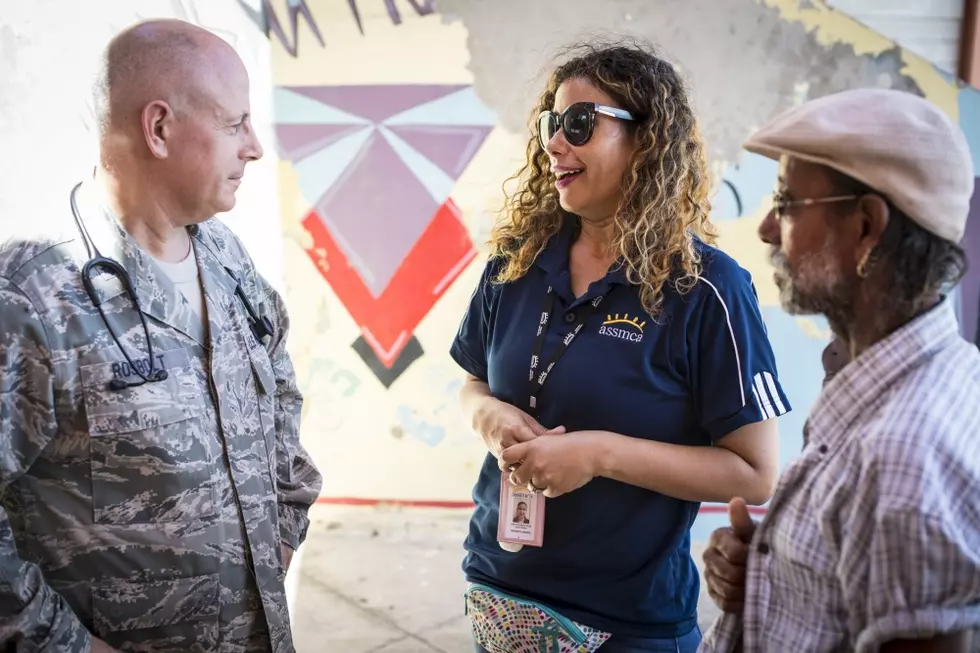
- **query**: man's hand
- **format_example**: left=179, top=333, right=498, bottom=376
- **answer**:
left=91, top=636, right=121, bottom=652
left=501, top=431, right=600, bottom=498
left=281, top=544, right=294, bottom=572
left=471, top=397, right=565, bottom=466
left=702, top=497, right=757, bottom=613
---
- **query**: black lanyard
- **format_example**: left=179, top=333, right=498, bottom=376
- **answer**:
left=526, top=286, right=604, bottom=416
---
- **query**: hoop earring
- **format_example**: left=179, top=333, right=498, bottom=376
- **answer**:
left=857, top=250, right=871, bottom=278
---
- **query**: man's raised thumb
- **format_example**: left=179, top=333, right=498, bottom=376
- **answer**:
left=728, top=497, right=756, bottom=541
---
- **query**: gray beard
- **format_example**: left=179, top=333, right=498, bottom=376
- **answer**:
left=770, top=248, right=855, bottom=329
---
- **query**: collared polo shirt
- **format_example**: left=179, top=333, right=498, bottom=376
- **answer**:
left=450, top=216, right=790, bottom=638
left=701, top=299, right=980, bottom=653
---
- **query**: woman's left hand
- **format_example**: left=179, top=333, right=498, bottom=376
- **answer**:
left=500, top=431, right=603, bottom=498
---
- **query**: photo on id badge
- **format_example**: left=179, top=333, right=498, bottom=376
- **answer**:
left=497, top=471, right=545, bottom=547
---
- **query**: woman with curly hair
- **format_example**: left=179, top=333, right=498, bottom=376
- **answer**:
left=450, top=41, right=790, bottom=653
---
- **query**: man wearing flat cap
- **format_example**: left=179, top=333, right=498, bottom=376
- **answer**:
left=698, top=88, right=980, bottom=653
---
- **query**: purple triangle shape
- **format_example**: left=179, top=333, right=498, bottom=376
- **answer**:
left=286, top=84, right=469, bottom=124
left=275, top=124, right=366, bottom=163
left=387, top=124, right=493, bottom=179
left=316, top=132, right=439, bottom=296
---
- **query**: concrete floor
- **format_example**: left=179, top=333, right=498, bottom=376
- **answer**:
left=288, top=505, right=722, bottom=653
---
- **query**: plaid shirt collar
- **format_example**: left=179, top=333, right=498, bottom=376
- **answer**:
left=806, top=297, right=960, bottom=453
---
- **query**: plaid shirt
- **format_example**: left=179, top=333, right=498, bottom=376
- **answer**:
left=802, top=336, right=849, bottom=448
left=700, top=299, right=980, bottom=653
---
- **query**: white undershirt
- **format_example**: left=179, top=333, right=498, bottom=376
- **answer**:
left=154, top=247, right=207, bottom=326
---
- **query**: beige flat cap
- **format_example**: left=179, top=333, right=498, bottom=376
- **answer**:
left=744, top=88, right=975, bottom=243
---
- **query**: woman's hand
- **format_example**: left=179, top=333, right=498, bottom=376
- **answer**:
left=472, top=397, right=565, bottom=465
left=500, top=431, right=602, bottom=498
left=459, top=375, right=564, bottom=465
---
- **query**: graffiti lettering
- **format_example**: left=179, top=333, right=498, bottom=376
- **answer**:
left=237, top=0, right=323, bottom=58
left=239, top=0, right=435, bottom=58
left=349, top=0, right=435, bottom=34
left=383, top=0, right=436, bottom=26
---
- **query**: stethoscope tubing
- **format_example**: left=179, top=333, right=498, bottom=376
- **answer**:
left=69, top=182, right=273, bottom=392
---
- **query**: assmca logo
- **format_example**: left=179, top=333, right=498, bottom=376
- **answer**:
left=599, top=313, right=645, bottom=343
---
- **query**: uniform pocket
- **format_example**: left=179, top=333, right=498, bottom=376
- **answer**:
left=80, top=349, right=216, bottom=525
left=92, top=573, right=220, bottom=653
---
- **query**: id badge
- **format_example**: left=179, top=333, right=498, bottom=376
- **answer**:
left=497, top=469, right=545, bottom=551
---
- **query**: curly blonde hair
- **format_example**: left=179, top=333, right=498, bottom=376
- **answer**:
left=489, top=40, right=718, bottom=317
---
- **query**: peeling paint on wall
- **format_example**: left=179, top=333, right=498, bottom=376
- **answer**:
left=436, top=0, right=929, bottom=167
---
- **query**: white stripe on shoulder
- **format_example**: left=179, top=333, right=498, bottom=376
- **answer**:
left=700, top=278, right=745, bottom=407
left=751, top=385, right=770, bottom=420
left=753, top=373, right=776, bottom=419
left=763, top=371, right=787, bottom=415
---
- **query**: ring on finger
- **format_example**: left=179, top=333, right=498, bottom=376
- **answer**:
left=527, top=480, right=545, bottom=493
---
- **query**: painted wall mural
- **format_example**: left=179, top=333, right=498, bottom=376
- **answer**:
left=249, top=0, right=980, bottom=532
left=274, top=83, right=494, bottom=385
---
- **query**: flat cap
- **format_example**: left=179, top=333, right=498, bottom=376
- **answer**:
left=744, top=88, right=975, bottom=243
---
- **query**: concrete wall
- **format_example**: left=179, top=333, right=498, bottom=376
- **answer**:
left=2, top=0, right=979, bottom=546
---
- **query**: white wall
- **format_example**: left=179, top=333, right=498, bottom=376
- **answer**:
left=826, top=0, right=965, bottom=74
left=0, top=0, right=284, bottom=292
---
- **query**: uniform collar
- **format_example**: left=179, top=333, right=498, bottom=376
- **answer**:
left=73, top=178, right=214, bottom=348
left=532, top=215, right=577, bottom=277
left=533, top=214, right=630, bottom=303
left=806, top=297, right=962, bottom=450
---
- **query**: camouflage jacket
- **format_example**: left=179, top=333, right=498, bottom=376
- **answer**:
left=0, top=181, right=322, bottom=652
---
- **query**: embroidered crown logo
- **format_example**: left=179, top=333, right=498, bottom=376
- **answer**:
left=602, top=314, right=645, bottom=332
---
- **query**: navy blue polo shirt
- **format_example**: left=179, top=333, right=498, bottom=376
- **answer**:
left=449, top=216, right=791, bottom=639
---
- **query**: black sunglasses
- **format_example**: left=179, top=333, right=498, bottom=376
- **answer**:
left=537, top=101, right=636, bottom=149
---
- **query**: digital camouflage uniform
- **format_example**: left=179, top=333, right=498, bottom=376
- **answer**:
left=0, top=181, right=322, bottom=652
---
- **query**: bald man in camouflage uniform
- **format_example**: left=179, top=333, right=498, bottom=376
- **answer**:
left=0, top=19, right=321, bottom=653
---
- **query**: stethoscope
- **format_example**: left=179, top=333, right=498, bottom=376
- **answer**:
left=70, top=181, right=273, bottom=391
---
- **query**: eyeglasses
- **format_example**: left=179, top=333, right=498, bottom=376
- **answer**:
left=771, top=191, right=858, bottom=220
left=537, top=101, right=636, bottom=150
